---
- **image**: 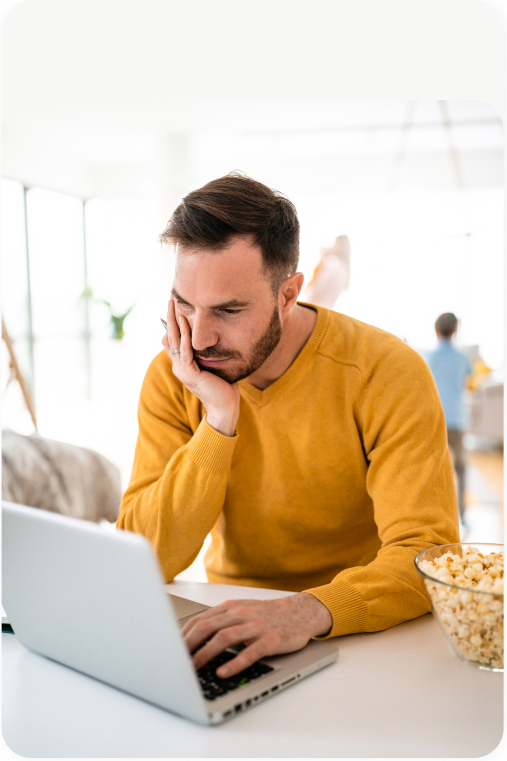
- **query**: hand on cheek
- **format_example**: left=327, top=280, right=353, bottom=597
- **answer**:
left=161, top=297, right=240, bottom=437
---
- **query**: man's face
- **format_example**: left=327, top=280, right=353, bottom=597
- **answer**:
left=172, top=237, right=282, bottom=383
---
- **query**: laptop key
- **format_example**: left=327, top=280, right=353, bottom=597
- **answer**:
left=196, top=651, right=275, bottom=701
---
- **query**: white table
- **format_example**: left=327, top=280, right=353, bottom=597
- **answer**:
left=2, top=581, right=503, bottom=758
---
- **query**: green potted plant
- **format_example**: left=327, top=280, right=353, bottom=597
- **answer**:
left=80, top=287, right=135, bottom=340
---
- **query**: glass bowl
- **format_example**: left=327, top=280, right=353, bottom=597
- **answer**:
left=415, top=543, right=504, bottom=672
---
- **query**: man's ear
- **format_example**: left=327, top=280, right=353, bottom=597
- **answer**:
left=279, top=272, right=305, bottom=314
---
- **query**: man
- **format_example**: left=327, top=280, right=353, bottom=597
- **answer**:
left=118, top=173, right=459, bottom=680
left=425, top=313, right=473, bottom=528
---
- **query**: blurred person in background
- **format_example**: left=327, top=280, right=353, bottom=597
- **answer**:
left=426, top=313, right=472, bottom=529
left=301, top=235, right=350, bottom=309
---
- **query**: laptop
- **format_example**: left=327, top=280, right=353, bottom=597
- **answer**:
left=2, top=501, right=339, bottom=725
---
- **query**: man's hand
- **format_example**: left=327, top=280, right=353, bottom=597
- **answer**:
left=181, top=593, right=333, bottom=678
left=162, top=297, right=240, bottom=436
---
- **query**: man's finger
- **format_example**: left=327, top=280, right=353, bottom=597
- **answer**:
left=181, top=601, right=250, bottom=649
left=166, top=297, right=181, bottom=348
left=178, top=315, right=194, bottom=368
left=184, top=611, right=245, bottom=656
left=192, top=623, right=261, bottom=671
left=162, top=298, right=184, bottom=373
left=181, top=601, right=236, bottom=638
left=215, top=640, right=270, bottom=678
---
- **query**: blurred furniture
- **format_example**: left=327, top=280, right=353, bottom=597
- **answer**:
left=2, top=317, right=37, bottom=430
left=467, top=381, right=504, bottom=445
left=2, top=429, right=121, bottom=523
left=2, top=581, right=502, bottom=758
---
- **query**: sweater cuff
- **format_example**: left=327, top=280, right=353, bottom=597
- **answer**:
left=186, top=416, right=238, bottom=475
left=304, top=577, right=368, bottom=638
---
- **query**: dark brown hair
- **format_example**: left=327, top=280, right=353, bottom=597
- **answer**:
left=435, top=312, right=458, bottom=337
left=160, top=172, right=300, bottom=292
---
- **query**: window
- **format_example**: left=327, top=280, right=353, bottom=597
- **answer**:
left=1, top=182, right=167, bottom=487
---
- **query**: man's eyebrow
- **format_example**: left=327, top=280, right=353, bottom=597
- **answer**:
left=171, top=288, right=191, bottom=305
left=171, top=289, right=251, bottom=309
left=210, top=298, right=252, bottom=309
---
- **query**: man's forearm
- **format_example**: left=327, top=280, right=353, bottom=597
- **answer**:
left=118, top=418, right=237, bottom=581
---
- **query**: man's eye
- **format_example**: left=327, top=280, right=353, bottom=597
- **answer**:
left=222, top=309, right=241, bottom=315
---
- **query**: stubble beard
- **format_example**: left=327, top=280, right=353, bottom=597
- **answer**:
left=195, top=305, right=283, bottom=384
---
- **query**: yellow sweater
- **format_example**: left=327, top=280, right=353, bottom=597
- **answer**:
left=119, top=305, right=459, bottom=638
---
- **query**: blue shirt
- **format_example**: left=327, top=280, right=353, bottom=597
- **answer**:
left=425, top=340, right=472, bottom=430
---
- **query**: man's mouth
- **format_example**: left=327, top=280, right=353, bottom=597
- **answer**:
left=195, top=356, right=232, bottom=367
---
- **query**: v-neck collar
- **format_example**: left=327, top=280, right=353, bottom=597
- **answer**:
left=238, top=303, right=329, bottom=407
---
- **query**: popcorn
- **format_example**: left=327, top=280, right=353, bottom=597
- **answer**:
left=418, top=546, right=504, bottom=669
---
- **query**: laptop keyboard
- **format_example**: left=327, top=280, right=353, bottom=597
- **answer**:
left=196, top=650, right=274, bottom=701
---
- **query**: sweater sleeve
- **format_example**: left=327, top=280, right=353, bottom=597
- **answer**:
left=304, top=343, right=460, bottom=637
left=117, top=352, right=238, bottom=581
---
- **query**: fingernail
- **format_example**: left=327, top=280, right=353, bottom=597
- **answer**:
left=217, top=666, right=230, bottom=678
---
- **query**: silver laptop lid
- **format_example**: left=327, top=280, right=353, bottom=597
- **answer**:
left=2, top=501, right=207, bottom=724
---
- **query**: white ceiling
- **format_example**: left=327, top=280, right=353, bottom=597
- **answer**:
left=1, top=0, right=503, bottom=199
left=2, top=99, right=501, bottom=200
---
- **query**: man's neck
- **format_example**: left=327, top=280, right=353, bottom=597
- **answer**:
left=245, top=304, right=318, bottom=390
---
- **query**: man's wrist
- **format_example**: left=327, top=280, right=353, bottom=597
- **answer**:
left=205, top=409, right=238, bottom=438
left=299, top=592, right=333, bottom=637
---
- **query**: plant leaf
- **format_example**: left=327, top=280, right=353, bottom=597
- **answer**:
left=80, top=285, right=93, bottom=300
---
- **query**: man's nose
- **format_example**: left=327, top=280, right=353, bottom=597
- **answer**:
left=189, top=314, right=218, bottom=352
